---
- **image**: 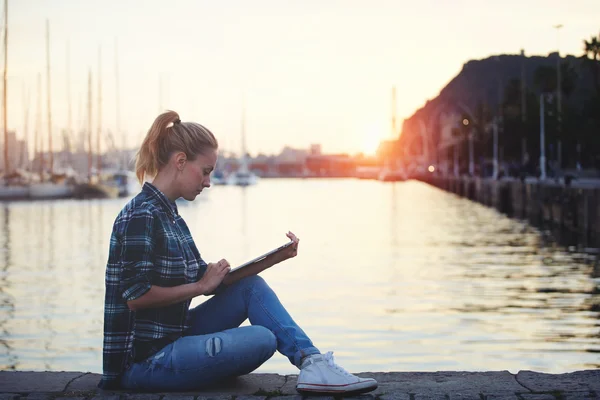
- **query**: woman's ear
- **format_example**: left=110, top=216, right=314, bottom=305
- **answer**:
left=175, top=152, right=187, bottom=171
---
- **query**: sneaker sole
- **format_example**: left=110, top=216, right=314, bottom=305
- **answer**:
left=296, top=382, right=378, bottom=396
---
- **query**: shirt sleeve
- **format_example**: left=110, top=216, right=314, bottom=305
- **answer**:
left=117, top=208, right=157, bottom=302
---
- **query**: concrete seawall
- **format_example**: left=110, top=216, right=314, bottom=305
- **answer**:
left=1, top=370, right=599, bottom=400
left=419, top=176, right=600, bottom=247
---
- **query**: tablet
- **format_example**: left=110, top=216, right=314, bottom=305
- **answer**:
left=229, top=241, right=294, bottom=273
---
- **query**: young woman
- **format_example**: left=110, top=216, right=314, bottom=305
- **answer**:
left=99, top=111, right=377, bottom=394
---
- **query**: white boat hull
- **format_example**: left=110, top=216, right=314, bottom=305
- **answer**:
left=29, top=182, right=74, bottom=199
left=227, top=172, right=258, bottom=186
left=0, top=185, right=29, bottom=200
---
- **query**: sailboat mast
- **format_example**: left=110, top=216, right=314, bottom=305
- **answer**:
left=66, top=40, right=72, bottom=164
left=35, top=73, right=42, bottom=181
left=115, top=38, right=124, bottom=169
left=87, top=69, right=92, bottom=182
left=45, top=19, right=53, bottom=176
left=96, top=46, right=102, bottom=177
left=3, top=0, right=8, bottom=174
left=22, top=83, right=29, bottom=170
left=158, top=73, right=163, bottom=113
left=241, top=102, right=246, bottom=158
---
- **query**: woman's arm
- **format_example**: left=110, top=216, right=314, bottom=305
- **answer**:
left=127, top=282, right=205, bottom=311
left=128, top=260, right=231, bottom=311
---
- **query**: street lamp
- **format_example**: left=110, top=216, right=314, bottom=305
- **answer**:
left=462, top=118, right=475, bottom=176
left=457, top=103, right=494, bottom=179
left=539, top=93, right=548, bottom=180
left=554, top=23, right=563, bottom=168
left=492, top=118, right=499, bottom=180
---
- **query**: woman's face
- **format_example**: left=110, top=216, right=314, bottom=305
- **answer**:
left=178, top=148, right=218, bottom=201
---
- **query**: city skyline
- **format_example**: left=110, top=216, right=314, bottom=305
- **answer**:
left=6, top=0, right=600, bottom=157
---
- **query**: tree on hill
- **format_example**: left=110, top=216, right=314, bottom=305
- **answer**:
left=398, top=31, right=600, bottom=173
left=582, top=31, right=600, bottom=96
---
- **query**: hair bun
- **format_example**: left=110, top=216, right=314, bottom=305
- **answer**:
left=174, top=118, right=181, bottom=124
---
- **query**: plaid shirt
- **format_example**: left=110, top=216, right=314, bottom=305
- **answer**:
left=99, top=182, right=208, bottom=389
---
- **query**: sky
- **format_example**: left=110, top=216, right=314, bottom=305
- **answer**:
left=6, top=0, right=600, bottom=156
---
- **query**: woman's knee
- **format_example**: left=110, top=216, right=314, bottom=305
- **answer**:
left=244, top=274, right=267, bottom=288
left=233, top=274, right=270, bottom=294
left=248, top=325, right=277, bottom=355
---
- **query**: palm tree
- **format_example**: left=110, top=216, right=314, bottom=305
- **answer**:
left=582, top=31, right=600, bottom=96
left=581, top=31, right=600, bottom=169
left=534, top=65, right=557, bottom=94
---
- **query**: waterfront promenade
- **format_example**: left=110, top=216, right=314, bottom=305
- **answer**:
left=1, top=370, right=599, bottom=400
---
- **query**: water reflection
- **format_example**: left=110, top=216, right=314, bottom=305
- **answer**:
left=0, top=180, right=598, bottom=373
left=0, top=205, right=15, bottom=369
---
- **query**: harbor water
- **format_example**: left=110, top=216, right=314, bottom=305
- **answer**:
left=0, top=179, right=598, bottom=374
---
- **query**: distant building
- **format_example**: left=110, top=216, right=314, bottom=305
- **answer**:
left=310, top=144, right=321, bottom=156
left=276, top=146, right=309, bottom=164
left=0, top=130, right=29, bottom=173
left=305, top=154, right=355, bottom=177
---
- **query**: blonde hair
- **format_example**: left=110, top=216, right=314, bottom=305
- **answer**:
left=135, top=110, right=218, bottom=184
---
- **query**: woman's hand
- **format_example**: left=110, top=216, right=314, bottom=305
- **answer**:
left=273, top=231, right=300, bottom=263
left=199, top=259, right=230, bottom=294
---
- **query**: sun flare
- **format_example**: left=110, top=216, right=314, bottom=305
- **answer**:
left=362, top=124, right=384, bottom=155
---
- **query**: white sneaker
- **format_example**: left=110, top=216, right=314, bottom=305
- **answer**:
left=296, top=351, right=378, bottom=395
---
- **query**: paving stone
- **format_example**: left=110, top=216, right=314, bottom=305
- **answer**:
left=517, top=370, right=600, bottom=393
left=56, top=397, right=86, bottom=400
left=278, top=375, right=298, bottom=396
left=562, top=392, right=598, bottom=399
left=368, top=372, right=522, bottom=399
left=483, top=394, right=520, bottom=400
left=90, top=395, right=121, bottom=400
left=193, top=374, right=285, bottom=397
left=269, top=396, right=303, bottom=400
left=64, top=373, right=101, bottom=392
left=161, top=396, right=195, bottom=400
left=195, top=397, right=232, bottom=400
left=0, top=372, right=84, bottom=393
left=448, top=394, right=486, bottom=400
left=0, top=394, right=20, bottom=400
left=235, top=396, right=266, bottom=400
left=125, top=395, right=161, bottom=400
left=23, top=394, right=53, bottom=400
left=294, top=397, right=334, bottom=400
left=379, top=393, right=410, bottom=400
left=518, top=394, right=557, bottom=400
left=413, top=394, right=449, bottom=400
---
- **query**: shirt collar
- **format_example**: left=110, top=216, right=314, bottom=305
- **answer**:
left=142, top=182, right=179, bottom=218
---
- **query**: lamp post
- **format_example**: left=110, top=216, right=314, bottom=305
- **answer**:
left=554, top=23, right=563, bottom=168
left=540, top=94, right=546, bottom=180
left=462, top=118, right=475, bottom=176
left=453, top=141, right=459, bottom=177
left=492, top=118, right=499, bottom=180
left=457, top=103, right=481, bottom=177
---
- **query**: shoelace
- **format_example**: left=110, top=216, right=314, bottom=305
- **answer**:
left=323, top=351, right=354, bottom=377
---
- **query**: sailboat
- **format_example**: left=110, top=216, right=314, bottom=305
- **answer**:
left=110, top=38, right=138, bottom=197
left=378, top=87, right=407, bottom=183
left=0, top=0, right=29, bottom=200
left=72, top=63, right=119, bottom=200
left=226, top=102, right=258, bottom=186
left=29, top=20, right=75, bottom=199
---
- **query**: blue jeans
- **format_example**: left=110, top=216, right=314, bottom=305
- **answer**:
left=121, top=275, right=320, bottom=391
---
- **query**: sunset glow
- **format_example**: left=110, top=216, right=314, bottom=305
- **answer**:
left=7, top=0, right=600, bottom=155
left=362, top=124, right=386, bottom=155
